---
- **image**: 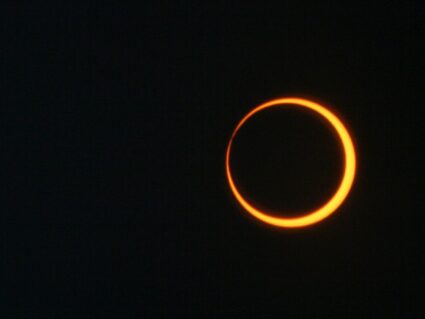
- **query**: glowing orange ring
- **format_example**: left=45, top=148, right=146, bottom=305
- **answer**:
left=225, top=97, right=356, bottom=228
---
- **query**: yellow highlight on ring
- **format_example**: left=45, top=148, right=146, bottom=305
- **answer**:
left=225, top=97, right=356, bottom=228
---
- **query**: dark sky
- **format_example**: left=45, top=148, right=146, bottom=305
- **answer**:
left=4, top=2, right=424, bottom=317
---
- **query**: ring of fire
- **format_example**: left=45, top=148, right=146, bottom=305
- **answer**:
left=225, top=97, right=356, bottom=228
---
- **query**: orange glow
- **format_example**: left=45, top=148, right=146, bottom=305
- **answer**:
left=225, top=97, right=356, bottom=228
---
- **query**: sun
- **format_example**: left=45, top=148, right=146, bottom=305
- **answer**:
left=225, top=97, right=356, bottom=228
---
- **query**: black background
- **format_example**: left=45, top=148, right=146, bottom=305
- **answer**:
left=3, top=2, right=424, bottom=317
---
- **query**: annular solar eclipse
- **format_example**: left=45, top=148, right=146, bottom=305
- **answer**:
left=225, top=97, right=356, bottom=228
